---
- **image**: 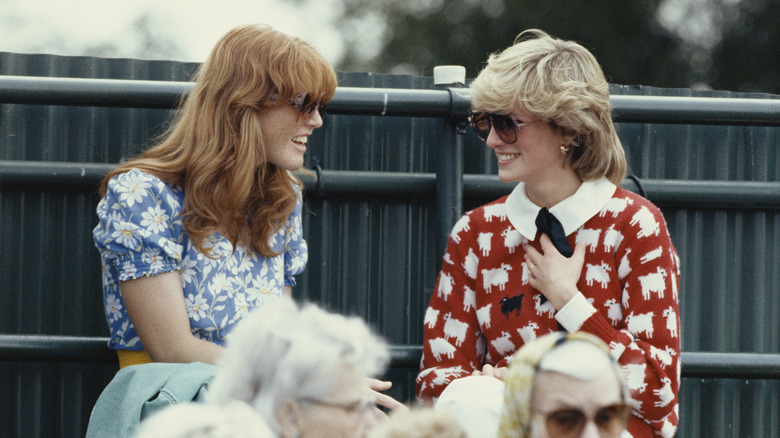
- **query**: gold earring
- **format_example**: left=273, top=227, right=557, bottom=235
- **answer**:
left=560, top=143, right=570, bottom=155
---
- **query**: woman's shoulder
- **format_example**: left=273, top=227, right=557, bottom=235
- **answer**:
left=466, top=195, right=511, bottom=222
left=603, top=187, right=672, bottom=240
left=102, top=169, right=185, bottom=214
left=610, top=187, right=663, bottom=214
left=107, top=169, right=182, bottom=196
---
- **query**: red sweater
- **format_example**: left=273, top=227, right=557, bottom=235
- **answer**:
left=417, top=180, right=681, bottom=438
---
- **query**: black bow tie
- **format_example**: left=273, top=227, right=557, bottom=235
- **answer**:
left=535, top=207, right=573, bottom=257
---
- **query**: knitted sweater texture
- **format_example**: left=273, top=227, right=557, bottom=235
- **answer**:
left=417, top=185, right=681, bottom=438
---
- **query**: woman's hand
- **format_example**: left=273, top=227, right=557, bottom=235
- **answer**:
left=524, top=234, right=586, bottom=310
left=471, top=363, right=508, bottom=381
left=366, top=378, right=408, bottom=414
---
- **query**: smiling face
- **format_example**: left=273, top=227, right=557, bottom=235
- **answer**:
left=485, top=110, right=571, bottom=186
left=258, top=101, right=323, bottom=171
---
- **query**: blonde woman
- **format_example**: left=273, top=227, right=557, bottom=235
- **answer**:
left=417, top=30, right=680, bottom=437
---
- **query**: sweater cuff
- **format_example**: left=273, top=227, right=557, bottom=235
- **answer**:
left=626, top=415, right=654, bottom=437
left=555, top=292, right=596, bottom=332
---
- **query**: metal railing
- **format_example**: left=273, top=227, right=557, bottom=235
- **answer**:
left=1, top=334, right=779, bottom=380
left=2, top=75, right=780, bottom=381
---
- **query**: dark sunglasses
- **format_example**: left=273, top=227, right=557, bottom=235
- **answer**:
left=534, top=403, right=630, bottom=438
left=289, top=92, right=326, bottom=124
left=469, top=111, right=536, bottom=144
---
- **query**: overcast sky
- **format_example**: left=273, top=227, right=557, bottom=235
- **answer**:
left=0, top=0, right=348, bottom=64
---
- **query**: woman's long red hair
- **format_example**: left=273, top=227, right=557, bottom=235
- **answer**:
left=100, top=24, right=337, bottom=257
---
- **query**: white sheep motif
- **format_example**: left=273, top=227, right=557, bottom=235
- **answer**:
left=429, top=337, right=456, bottom=361
left=639, top=267, right=668, bottom=300
left=663, top=307, right=678, bottom=338
left=621, top=362, right=648, bottom=393
left=521, top=261, right=531, bottom=285
left=483, top=203, right=507, bottom=222
left=585, top=262, right=612, bottom=288
left=477, top=232, right=493, bottom=257
left=437, top=272, right=454, bottom=302
left=600, top=197, right=634, bottom=218
left=533, top=294, right=556, bottom=318
left=462, top=247, right=478, bottom=280
left=463, top=286, right=476, bottom=312
left=576, top=228, right=601, bottom=253
left=432, top=366, right=466, bottom=386
left=653, top=377, right=675, bottom=408
left=660, top=419, right=676, bottom=438
left=640, top=246, right=663, bottom=264
left=443, top=313, right=469, bottom=347
left=450, top=215, right=471, bottom=243
left=491, top=331, right=516, bottom=357
left=630, top=206, right=661, bottom=238
left=649, top=344, right=674, bottom=368
left=618, top=248, right=632, bottom=280
left=424, top=307, right=439, bottom=329
left=625, top=311, right=655, bottom=339
left=501, top=226, right=524, bottom=254
left=516, top=322, right=539, bottom=343
left=481, top=263, right=512, bottom=293
left=603, top=299, right=622, bottom=325
left=476, top=304, right=493, bottom=329
left=603, top=225, right=624, bottom=253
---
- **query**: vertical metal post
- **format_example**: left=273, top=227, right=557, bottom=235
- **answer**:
left=434, top=66, right=467, bottom=263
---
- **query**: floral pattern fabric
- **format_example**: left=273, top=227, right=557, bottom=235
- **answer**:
left=93, top=169, right=307, bottom=350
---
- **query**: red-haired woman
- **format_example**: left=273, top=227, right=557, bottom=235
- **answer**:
left=93, top=24, right=336, bottom=368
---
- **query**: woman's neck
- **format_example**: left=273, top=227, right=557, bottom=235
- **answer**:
left=524, top=171, right=582, bottom=208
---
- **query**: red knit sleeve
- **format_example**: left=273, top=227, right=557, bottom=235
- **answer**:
left=416, top=213, right=486, bottom=404
left=581, top=197, right=681, bottom=437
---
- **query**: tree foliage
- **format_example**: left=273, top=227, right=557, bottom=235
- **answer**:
left=332, top=0, right=780, bottom=93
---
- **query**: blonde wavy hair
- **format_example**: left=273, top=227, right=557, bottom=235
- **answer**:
left=100, top=24, right=337, bottom=257
left=470, top=29, right=626, bottom=185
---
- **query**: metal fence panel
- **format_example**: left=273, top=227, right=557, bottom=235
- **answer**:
left=1, top=52, right=779, bottom=437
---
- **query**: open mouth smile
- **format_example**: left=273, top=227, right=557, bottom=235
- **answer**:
left=497, top=153, right=520, bottom=161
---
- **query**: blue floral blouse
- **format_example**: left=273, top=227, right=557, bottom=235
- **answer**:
left=93, top=169, right=308, bottom=350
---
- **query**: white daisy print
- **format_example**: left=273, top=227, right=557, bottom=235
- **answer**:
left=208, top=272, right=234, bottom=297
left=141, top=248, right=165, bottom=272
left=111, top=221, right=141, bottom=249
left=140, top=205, right=169, bottom=234
left=186, top=293, right=209, bottom=321
left=105, top=294, right=123, bottom=322
left=178, top=255, right=199, bottom=285
left=115, top=172, right=153, bottom=207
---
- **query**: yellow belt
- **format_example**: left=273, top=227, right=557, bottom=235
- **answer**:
left=116, top=350, right=153, bottom=369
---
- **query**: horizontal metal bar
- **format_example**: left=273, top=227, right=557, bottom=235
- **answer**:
left=0, top=334, right=116, bottom=363
left=1, top=335, right=779, bottom=380
left=0, top=75, right=191, bottom=109
left=299, top=170, right=435, bottom=198
left=3, top=161, right=779, bottom=210
left=465, top=175, right=780, bottom=210
left=0, top=160, right=114, bottom=189
left=680, top=352, right=780, bottom=380
left=622, top=178, right=780, bottom=209
left=610, top=94, right=780, bottom=126
left=0, top=75, right=462, bottom=117
left=1, top=76, right=779, bottom=125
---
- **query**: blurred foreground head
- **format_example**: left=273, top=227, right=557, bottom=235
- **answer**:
left=206, top=297, right=389, bottom=438
left=498, top=332, right=629, bottom=438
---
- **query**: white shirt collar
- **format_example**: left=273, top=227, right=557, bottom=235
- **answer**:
left=505, top=177, right=617, bottom=240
